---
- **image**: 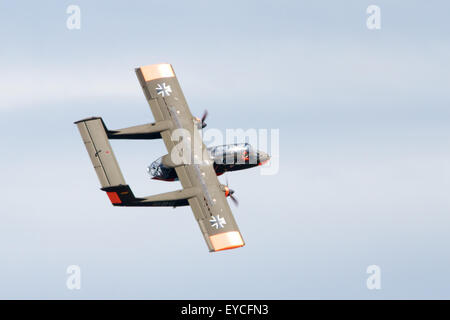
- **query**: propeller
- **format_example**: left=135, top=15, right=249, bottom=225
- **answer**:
left=229, top=190, right=239, bottom=207
left=200, top=109, right=208, bottom=129
left=225, top=176, right=239, bottom=207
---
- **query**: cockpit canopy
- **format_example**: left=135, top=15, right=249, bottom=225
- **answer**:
left=208, top=143, right=258, bottom=165
left=208, top=143, right=255, bottom=157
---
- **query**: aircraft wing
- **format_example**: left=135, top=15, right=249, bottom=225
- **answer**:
left=135, top=64, right=245, bottom=252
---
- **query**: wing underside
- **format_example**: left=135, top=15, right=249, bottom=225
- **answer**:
left=136, top=64, right=245, bottom=252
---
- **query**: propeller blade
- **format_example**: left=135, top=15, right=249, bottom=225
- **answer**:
left=201, top=109, right=208, bottom=123
left=201, top=110, right=208, bottom=128
left=230, top=194, right=239, bottom=207
left=224, top=174, right=238, bottom=206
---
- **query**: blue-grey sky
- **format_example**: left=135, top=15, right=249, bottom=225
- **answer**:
left=0, top=1, right=449, bottom=299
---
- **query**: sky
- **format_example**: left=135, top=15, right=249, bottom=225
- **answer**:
left=0, top=0, right=449, bottom=299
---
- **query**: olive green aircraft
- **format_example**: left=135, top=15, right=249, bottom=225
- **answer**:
left=75, top=63, right=270, bottom=252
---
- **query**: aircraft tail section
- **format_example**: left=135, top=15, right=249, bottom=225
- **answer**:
left=75, top=117, right=195, bottom=208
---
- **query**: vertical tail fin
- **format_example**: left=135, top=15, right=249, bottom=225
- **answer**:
left=74, top=117, right=126, bottom=188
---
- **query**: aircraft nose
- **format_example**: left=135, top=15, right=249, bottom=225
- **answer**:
left=258, top=151, right=271, bottom=165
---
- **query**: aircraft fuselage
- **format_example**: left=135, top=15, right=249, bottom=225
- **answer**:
left=148, top=143, right=270, bottom=181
